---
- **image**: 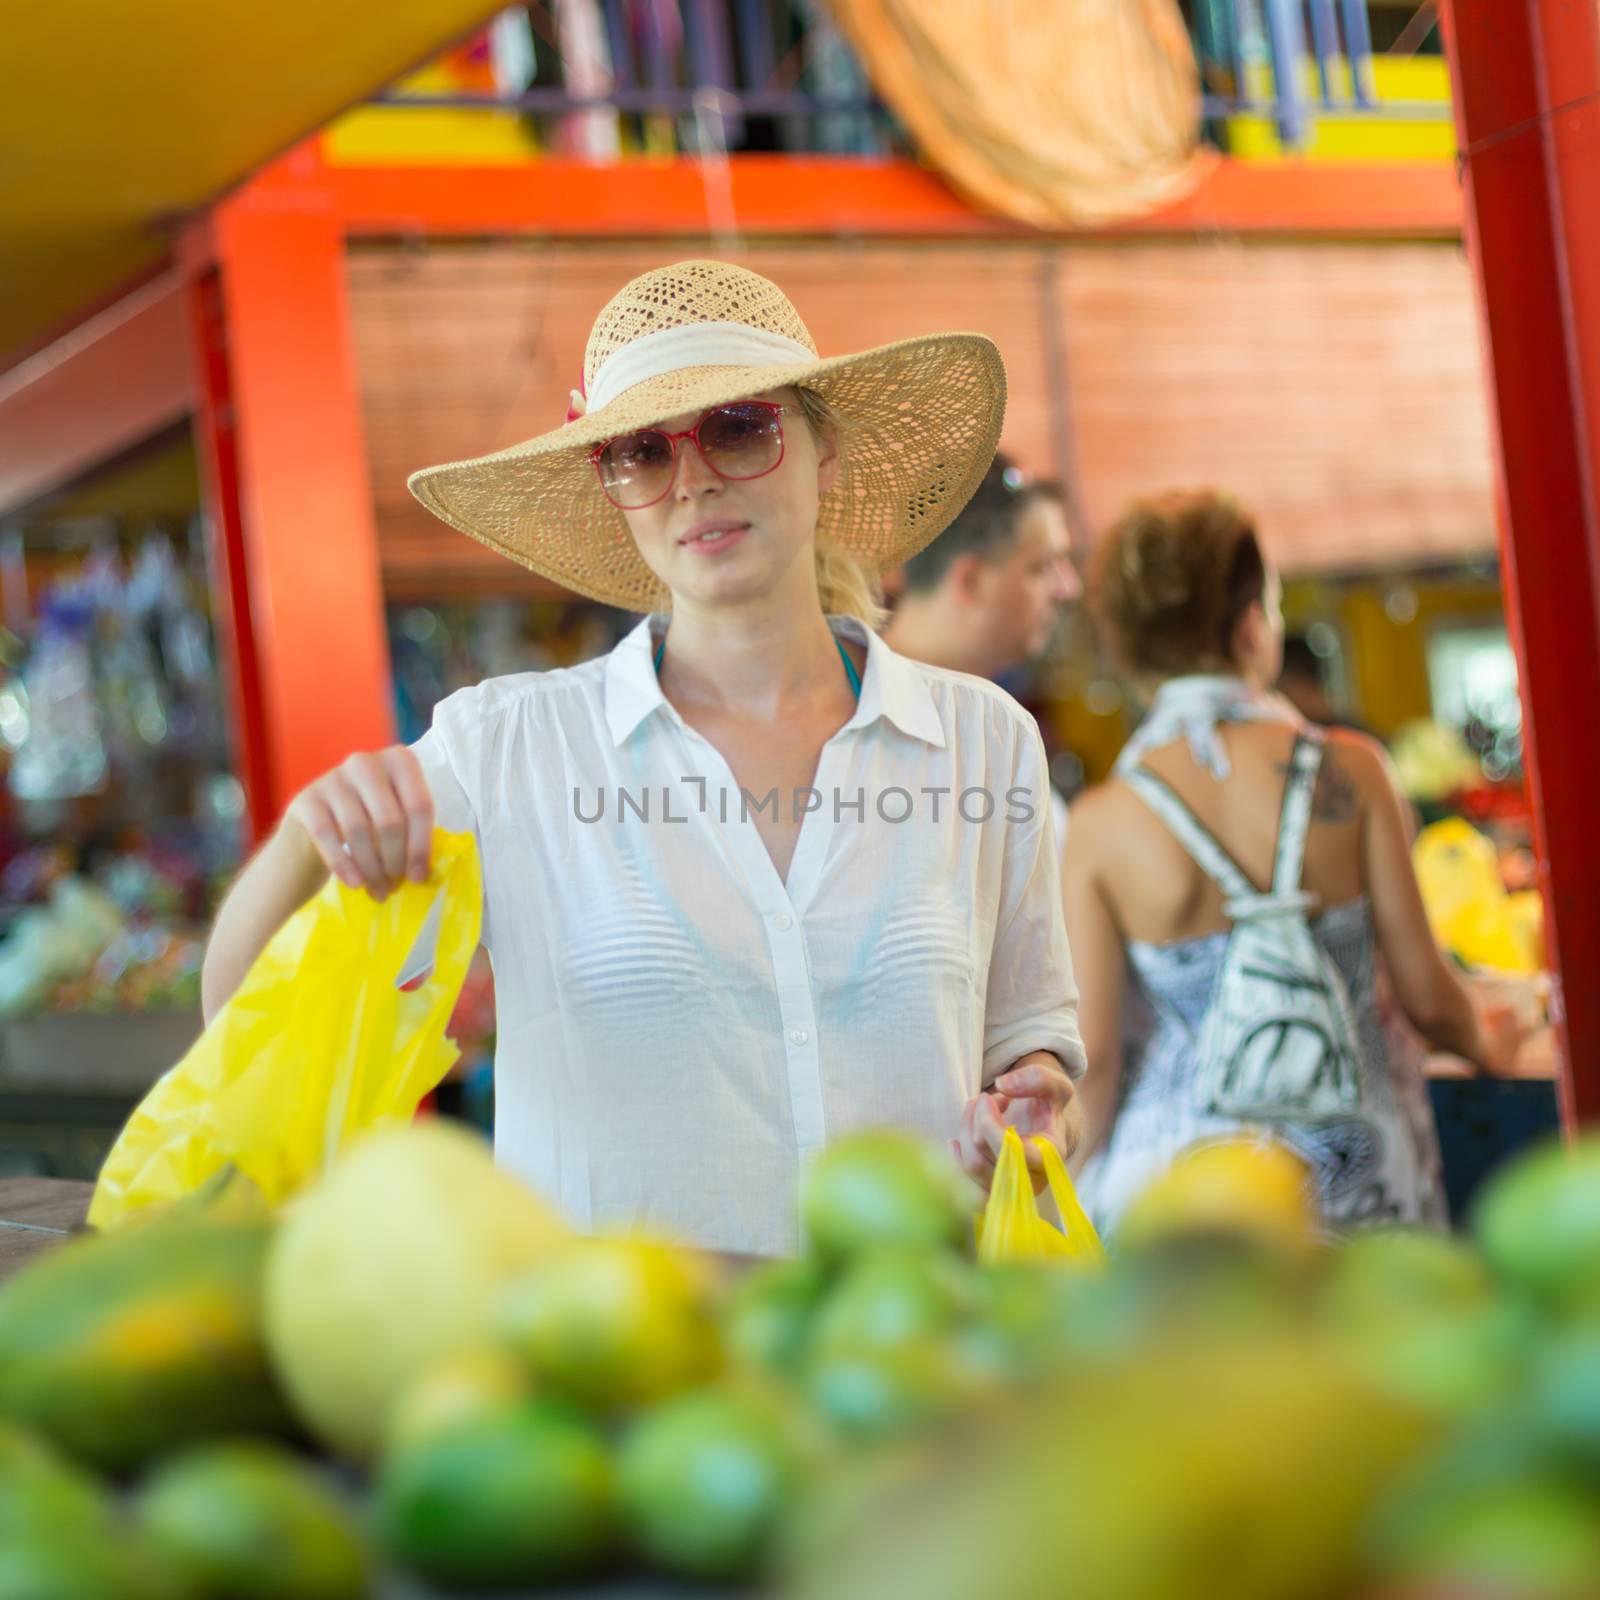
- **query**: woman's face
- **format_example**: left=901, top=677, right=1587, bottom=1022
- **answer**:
left=616, top=387, right=839, bottom=610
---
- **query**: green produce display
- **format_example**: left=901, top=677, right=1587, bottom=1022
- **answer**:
left=135, top=1441, right=368, bottom=1600
left=617, top=1382, right=817, bottom=1582
left=373, top=1401, right=614, bottom=1591
left=3, top=1122, right=1599, bottom=1599
left=0, top=1217, right=291, bottom=1474
left=496, top=1235, right=724, bottom=1411
left=264, top=1119, right=569, bottom=1461
left=799, top=1130, right=976, bottom=1261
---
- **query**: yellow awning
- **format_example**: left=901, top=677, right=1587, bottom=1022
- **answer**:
left=0, top=0, right=499, bottom=362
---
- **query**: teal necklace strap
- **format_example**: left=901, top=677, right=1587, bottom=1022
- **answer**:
left=653, top=634, right=862, bottom=700
left=837, top=636, right=863, bottom=697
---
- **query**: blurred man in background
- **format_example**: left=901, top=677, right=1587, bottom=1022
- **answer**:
left=1278, top=633, right=1372, bottom=736
left=883, top=455, right=1081, bottom=842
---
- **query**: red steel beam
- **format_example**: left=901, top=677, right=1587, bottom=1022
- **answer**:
left=188, top=268, right=276, bottom=842
left=195, top=157, right=396, bottom=828
left=0, top=273, right=194, bottom=515
left=1440, top=0, right=1600, bottom=1126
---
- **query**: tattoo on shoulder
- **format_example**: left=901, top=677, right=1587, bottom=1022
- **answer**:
left=1281, top=753, right=1360, bottom=824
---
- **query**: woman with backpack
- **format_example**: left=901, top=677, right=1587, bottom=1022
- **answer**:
left=1063, top=490, right=1522, bottom=1234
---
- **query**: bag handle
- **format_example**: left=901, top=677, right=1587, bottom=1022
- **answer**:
left=1034, top=1137, right=1110, bottom=1266
left=975, top=1128, right=1109, bottom=1267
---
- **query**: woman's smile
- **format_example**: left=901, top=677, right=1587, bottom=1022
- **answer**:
left=676, top=518, right=751, bottom=556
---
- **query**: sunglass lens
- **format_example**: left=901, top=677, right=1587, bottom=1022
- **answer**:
left=699, top=404, right=782, bottom=479
left=598, top=430, right=675, bottom=507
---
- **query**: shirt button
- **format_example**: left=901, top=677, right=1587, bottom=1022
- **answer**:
left=775, top=912, right=793, bottom=931
left=790, top=1029, right=809, bottom=1045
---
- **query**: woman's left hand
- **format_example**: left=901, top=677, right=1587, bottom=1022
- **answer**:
left=951, top=1054, right=1081, bottom=1194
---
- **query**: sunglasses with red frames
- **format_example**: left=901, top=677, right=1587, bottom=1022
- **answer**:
left=590, top=401, right=795, bottom=511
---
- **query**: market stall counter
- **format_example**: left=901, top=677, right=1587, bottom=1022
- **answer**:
left=0, top=1175, right=90, bottom=1278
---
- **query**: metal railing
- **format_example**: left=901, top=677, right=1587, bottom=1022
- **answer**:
left=1192, top=0, right=1451, bottom=148
left=365, top=0, right=1451, bottom=158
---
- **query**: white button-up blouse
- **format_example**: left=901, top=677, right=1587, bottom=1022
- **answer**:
left=414, top=613, right=1084, bottom=1256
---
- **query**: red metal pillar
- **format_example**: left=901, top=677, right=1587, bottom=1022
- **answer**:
left=186, top=145, right=395, bottom=841
left=189, top=269, right=275, bottom=839
left=1439, top=0, right=1600, bottom=1126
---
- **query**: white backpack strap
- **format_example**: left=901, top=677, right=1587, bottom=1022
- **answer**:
left=1271, top=734, right=1325, bottom=898
left=1122, top=766, right=1258, bottom=907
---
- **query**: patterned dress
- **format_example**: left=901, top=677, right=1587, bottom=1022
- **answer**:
left=1076, top=896, right=1448, bottom=1238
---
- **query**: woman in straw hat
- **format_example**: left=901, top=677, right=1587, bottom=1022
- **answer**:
left=201, top=260, right=1084, bottom=1256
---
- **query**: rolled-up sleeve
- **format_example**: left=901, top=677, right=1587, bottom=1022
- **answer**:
left=981, top=719, right=1086, bottom=1085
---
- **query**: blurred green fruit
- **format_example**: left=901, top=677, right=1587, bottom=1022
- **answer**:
left=1376, top=1478, right=1600, bottom=1599
left=1338, top=1298, right=1529, bottom=1422
left=723, top=1258, right=825, bottom=1375
left=806, top=1340, right=996, bottom=1443
left=497, top=1238, right=722, bottom=1411
left=374, top=1400, right=613, bottom=1590
left=0, top=1534, right=185, bottom=1600
left=0, top=1217, right=289, bottom=1474
left=0, top=1421, right=116, bottom=1544
left=961, top=1263, right=1080, bottom=1379
left=810, top=1249, right=976, bottom=1360
left=1528, top=1324, right=1600, bottom=1471
left=1474, top=1136, right=1600, bottom=1313
left=801, top=1132, right=973, bottom=1262
left=1322, top=1229, right=1496, bottom=1331
left=618, top=1383, right=816, bottom=1582
left=136, top=1440, right=367, bottom=1600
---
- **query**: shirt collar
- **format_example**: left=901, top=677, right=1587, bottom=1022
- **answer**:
left=603, top=612, right=947, bottom=750
left=834, top=616, right=947, bottom=748
left=604, top=614, right=671, bottom=747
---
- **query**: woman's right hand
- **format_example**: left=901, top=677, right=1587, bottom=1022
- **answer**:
left=281, top=746, right=435, bottom=899
left=1473, top=991, right=1530, bottom=1076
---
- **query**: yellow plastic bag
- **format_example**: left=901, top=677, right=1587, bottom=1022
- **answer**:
left=1413, top=817, right=1544, bottom=975
left=976, top=1126, right=1108, bottom=1267
left=88, top=829, right=482, bottom=1230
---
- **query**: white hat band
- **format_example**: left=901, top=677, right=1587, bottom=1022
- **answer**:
left=586, top=321, right=817, bottom=415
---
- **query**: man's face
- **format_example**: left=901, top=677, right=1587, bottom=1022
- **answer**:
left=975, top=497, right=1082, bottom=669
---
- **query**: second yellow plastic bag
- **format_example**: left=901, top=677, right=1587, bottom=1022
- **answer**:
left=976, top=1126, right=1108, bottom=1267
left=88, top=829, right=482, bottom=1230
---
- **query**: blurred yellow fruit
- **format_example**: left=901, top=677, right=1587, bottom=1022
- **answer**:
left=264, top=1121, right=569, bottom=1460
left=1414, top=819, right=1503, bottom=923
left=1391, top=723, right=1482, bottom=805
left=385, top=1344, right=533, bottom=1456
left=1413, top=819, right=1543, bottom=975
left=498, top=1237, right=723, bottom=1411
left=785, top=1335, right=1435, bottom=1600
left=1118, top=1137, right=1320, bottom=1257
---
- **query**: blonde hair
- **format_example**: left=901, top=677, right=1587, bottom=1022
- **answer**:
left=794, top=388, right=889, bottom=631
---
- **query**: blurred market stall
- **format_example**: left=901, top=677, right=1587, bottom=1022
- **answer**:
left=0, top=0, right=1593, bottom=1174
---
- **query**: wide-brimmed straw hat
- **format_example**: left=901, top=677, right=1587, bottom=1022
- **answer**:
left=407, top=259, right=1007, bottom=612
